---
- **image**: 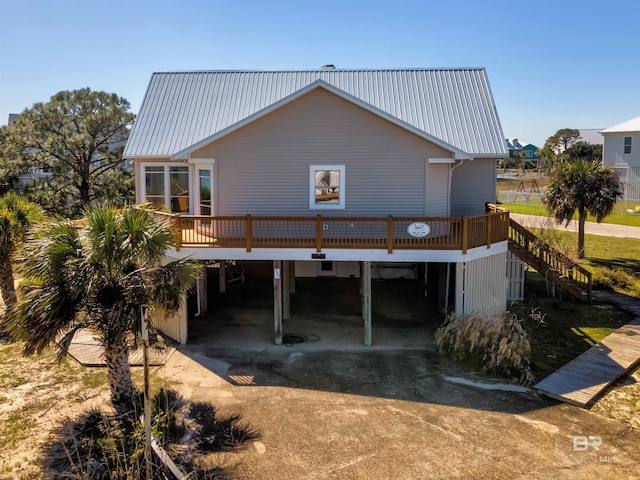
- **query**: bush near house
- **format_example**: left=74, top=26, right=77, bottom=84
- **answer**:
left=434, top=311, right=538, bottom=385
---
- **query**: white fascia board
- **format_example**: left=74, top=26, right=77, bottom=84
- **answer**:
left=171, top=80, right=472, bottom=161
left=428, top=158, right=455, bottom=164
left=165, top=241, right=508, bottom=263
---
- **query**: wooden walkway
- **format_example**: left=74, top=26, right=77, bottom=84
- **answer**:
left=535, top=291, right=640, bottom=407
left=67, top=329, right=175, bottom=367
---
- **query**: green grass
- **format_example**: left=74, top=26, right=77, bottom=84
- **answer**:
left=499, top=202, right=640, bottom=227
left=512, top=272, right=633, bottom=379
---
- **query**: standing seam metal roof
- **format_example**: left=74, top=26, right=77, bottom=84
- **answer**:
left=124, top=68, right=507, bottom=157
left=600, top=116, right=640, bottom=134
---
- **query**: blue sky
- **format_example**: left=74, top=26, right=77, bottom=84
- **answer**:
left=0, top=0, right=638, bottom=147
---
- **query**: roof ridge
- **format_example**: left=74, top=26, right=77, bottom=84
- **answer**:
left=151, top=67, right=487, bottom=74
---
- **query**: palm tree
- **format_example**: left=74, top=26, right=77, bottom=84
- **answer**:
left=544, top=159, right=622, bottom=258
left=0, top=193, right=42, bottom=313
left=5, top=204, right=197, bottom=405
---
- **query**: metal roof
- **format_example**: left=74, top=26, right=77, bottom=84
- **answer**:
left=600, top=116, right=640, bottom=134
left=577, top=129, right=604, bottom=145
left=124, top=68, right=507, bottom=158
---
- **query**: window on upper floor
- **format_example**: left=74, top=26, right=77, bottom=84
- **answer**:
left=624, top=137, right=632, bottom=154
left=309, top=165, right=345, bottom=209
left=144, top=165, right=190, bottom=213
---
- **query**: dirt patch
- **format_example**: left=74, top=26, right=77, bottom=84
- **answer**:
left=0, top=341, right=110, bottom=479
left=591, top=365, right=640, bottom=428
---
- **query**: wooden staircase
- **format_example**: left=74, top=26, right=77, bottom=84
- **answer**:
left=487, top=204, right=592, bottom=302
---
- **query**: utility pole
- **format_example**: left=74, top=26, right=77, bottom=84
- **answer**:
left=141, top=305, right=152, bottom=480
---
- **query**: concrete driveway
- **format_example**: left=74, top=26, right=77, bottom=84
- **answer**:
left=158, top=275, right=640, bottom=478
left=158, top=335, right=640, bottom=479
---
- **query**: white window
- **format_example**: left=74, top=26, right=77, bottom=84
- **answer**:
left=309, top=165, right=345, bottom=209
left=143, top=165, right=190, bottom=213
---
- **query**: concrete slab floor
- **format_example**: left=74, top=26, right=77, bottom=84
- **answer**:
left=156, top=277, right=640, bottom=479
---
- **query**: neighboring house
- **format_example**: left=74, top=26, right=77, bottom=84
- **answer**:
left=506, top=139, right=538, bottom=160
left=124, top=67, right=512, bottom=345
left=577, top=128, right=604, bottom=147
left=506, top=138, right=524, bottom=158
left=601, top=116, right=640, bottom=201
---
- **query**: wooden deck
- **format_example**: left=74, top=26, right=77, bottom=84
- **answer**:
left=157, top=211, right=510, bottom=253
left=66, top=329, right=175, bottom=367
left=535, top=316, right=640, bottom=407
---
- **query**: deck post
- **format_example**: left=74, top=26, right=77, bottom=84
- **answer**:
left=289, top=260, right=296, bottom=294
left=174, top=215, right=182, bottom=251
left=362, top=260, right=372, bottom=346
left=282, top=260, right=290, bottom=320
left=486, top=214, right=492, bottom=248
left=455, top=262, right=465, bottom=316
left=198, top=261, right=208, bottom=315
left=461, top=216, right=468, bottom=254
left=219, top=261, right=226, bottom=294
left=273, top=260, right=283, bottom=345
left=315, top=215, right=322, bottom=252
left=387, top=216, right=394, bottom=254
left=245, top=215, right=252, bottom=252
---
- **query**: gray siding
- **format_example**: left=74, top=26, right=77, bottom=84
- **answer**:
left=192, top=87, right=451, bottom=216
left=426, top=163, right=449, bottom=216
left=450, top=158, right=496, bottom=216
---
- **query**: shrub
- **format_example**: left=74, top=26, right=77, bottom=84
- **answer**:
left=434, top=311, right=535, bottom=385
left=592, top=267, right=640, bottom=298
left=49, top=389, right=258, bottom=479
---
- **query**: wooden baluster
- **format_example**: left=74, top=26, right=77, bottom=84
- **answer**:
left=174, top=215, right=182, bottom=251
left=486, top=214, right=492, bottom=248
left=387, top=216, right=393, bottom=254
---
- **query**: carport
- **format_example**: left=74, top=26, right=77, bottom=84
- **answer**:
left=188, top=260, right=444, bottom=350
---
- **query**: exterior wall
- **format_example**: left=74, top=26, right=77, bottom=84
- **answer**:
left=450, top=158, right=496, bottom=216
left=149, top=255, right=189, bottom=344
left=426, top=163, right=449, bottom=216
left=506, top=251, right=525, bottom=301
left=603, top=132, right=640, bottom=167
left=293, top=260, right=416, bottom=279
left=604, top=132, right=640, bottom=201
left=455, top=252, right=508, bottom=318
left=151, top=301, right=188, bottom=344
left=191, top=87, right=452, bottom=217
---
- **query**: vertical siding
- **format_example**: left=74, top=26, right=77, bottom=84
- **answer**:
left=426, top=163, right=449, bottom=216
left=150, top=255, right=188, bottom=344
left=456, top=252, right=508, bottom=318
left=506, top=251, right=525, bottom=301
left=192, top=87, right=451, bottom=217
left=450, top=158, right=496, bottom=216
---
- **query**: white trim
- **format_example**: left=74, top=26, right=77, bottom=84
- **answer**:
left=309, top=164, right=346, bottom=210
left=189, top=157, right=216, bottom=164
left=428, top=157, right=455, bottom=164
left=167, top=241, right=508, bottom=263
left=141, top=162, right=193, bottom=214
left=170, top=80, right=472, bottom=161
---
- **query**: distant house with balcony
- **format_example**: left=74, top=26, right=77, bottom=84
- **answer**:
left=601, top=116, right=640, bottom=200
left=123, top=68, right=527, bottom=345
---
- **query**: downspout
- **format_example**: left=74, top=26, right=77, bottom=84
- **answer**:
left=447, top=157, right=466, bottom=313
left=447, top=158, right=464, bottom=217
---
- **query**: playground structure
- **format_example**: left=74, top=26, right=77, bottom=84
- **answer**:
left=497, top=179, right=544, bottom=204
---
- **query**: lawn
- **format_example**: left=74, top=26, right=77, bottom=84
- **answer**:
left=524, top=229, right=640, bottom=297
left=499, top=202, right=640, bottom=227
left=511, top=272, right=633, bottom=380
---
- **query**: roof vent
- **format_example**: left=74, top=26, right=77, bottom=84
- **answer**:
left=321, top=65, right=336, bottom=70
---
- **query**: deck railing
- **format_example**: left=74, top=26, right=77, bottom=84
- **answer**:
left=153, top=211, right=509, bottom=253
left=486, top=203, right=592, bottom=301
